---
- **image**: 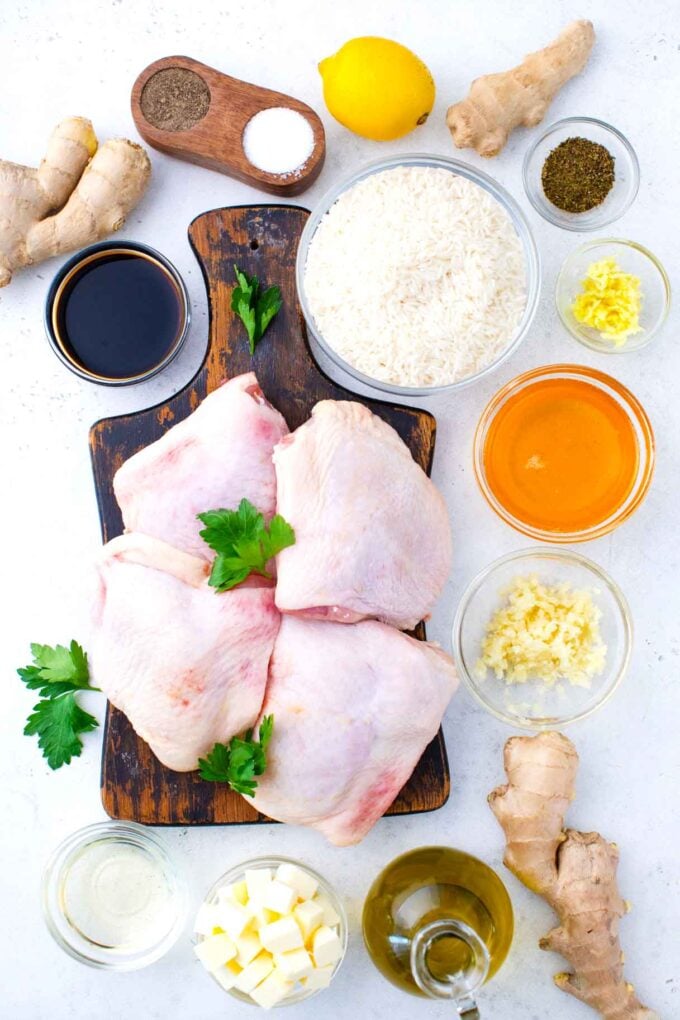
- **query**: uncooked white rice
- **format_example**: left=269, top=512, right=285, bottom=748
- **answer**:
left=304, top=166, right=527, bottom=387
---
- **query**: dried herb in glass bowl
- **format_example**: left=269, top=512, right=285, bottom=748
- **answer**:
left=541, top=137, right=615, bottom=214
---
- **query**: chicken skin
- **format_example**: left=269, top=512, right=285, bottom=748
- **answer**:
left=90, top=532, right=280, bottom=772
left=113, top=373, right=288, bottom=560
left=247, top=615, right=458, bottom=845
left=274, top=400, right=452, bottom=630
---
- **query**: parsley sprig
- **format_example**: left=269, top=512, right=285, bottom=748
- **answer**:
left=198, top=499, right=295, bottom=592
left=198, top=716, right=274, bottom=795
left=231, top=265, right=282, bottom=355
left=18, top=641, right=100, bottom=770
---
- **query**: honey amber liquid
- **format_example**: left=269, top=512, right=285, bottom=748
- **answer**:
left=483, top=377, right=639, bottom=533
left=362, top=847, right=513, bottom=997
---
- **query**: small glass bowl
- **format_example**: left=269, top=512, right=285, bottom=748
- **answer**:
left=473, top=364, right=655, bottom=543
left=452, top=548, right=633, bottom=728
left=556, top=238, right=671, bottom=353
left=296, top=153, right=540, bottom=396
left=194, top=855, right=348, bottom=1007
left=42, top=821, right=188, bottom=970
left=523, top=117, right=639, bottom=231
left=44, top=240, right=190, bottom=386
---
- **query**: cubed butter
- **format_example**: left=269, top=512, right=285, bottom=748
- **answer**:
left=312, top=926, right=342, bottom=968
left=275, top=863, right=319, bottom=902
left=302, top=965, right=335, bottom=990
left=252, top=906, right=278, bottom=931
left=212, top=960, right=242, bottom=991
left=245, top=867, right=273, bottom=904
left=234, top=951, right=274, bottom=994
left=194, top=933, right=237, bottom=972
left=293, top=900, right=324, bottom=943
left=193, top=901, right=222, bottom=937
left=259, top=916, right=304, bottom=953
left=274, top=946, right=314, bottom=982
left=313, top=893, right=341, bottom=928
left=218, top=879, right=248, bottom=907
left=235, top=928, right=262, bottom=967
left=249, top=969, right=294, bottom=1009
left=216, top=900, right=251, bottom=941
left=262, top=879, right=297, bottom=915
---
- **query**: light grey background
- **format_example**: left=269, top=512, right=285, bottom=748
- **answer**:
left=1, top=1, right=678, bottom=1017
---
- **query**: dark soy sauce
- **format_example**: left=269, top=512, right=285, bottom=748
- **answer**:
left=55, top=252, right=183, bottom=379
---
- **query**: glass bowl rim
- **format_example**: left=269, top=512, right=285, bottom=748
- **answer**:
left=451, top=546, right=633, bottom=729
left=296, top=151, right=541, bottom=396
left=555, top=237, right=672, bottom=353
left=41, top=820, right=189, bottom=971
left=195, top=854, right=348, bottom=1007
left=522, top=116, right=640, bottom=231
left=472, top=362, right=656, bottom=543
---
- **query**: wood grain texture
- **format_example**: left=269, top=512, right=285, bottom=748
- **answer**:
left=91, top=205, right=450, bottom=825
left=131, top=56, right=326, bottom=196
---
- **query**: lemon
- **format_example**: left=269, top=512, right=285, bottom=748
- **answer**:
left=318, top=37, right=435, bottom=141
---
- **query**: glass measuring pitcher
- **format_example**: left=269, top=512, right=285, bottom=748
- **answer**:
left=362, top=846, right=513, bottom=1017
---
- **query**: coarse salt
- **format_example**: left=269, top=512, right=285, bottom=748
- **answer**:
left=243, top=107, right=314, bottom=176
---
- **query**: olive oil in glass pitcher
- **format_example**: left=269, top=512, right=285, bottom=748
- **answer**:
left=362, top=847, right=513, bottom=1017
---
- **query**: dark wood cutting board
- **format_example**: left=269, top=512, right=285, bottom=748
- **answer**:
left=90, top=205, right=450, bottom=825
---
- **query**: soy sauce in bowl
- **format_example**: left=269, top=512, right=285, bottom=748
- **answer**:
left=46, top=242, right=189, bottom=385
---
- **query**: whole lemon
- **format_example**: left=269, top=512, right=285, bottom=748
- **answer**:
left=318, top=37, right=435, bottom=141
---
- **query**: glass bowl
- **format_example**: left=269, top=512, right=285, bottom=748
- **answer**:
left=452, top=548, right=633, bottom=728
left=44, top=239, right=190, bottom=386
left=42, top=821, right=188, bottom=970
left=473, top=364, right=655, bottom=543
left=194, top=855, right=348, bottom=1007
left=556, top=239, right=671, bottom=353
left=296, top=153, right=540, bottom=396
left=523, top=117, right=639, bottom=231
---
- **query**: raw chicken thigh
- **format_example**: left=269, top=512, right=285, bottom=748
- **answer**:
left=90, top=532, right=280, bottom=772
left=248, top=616, right=458, bottom=845
left=113, top=373, right=288, bottom=560
left=273, top=400, right=452, bottom=630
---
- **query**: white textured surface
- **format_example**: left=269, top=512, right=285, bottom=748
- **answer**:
left=1, top=1, right=678, bottom=1018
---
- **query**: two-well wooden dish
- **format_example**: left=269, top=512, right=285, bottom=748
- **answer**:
left=131, top=56, right=326, bottom=196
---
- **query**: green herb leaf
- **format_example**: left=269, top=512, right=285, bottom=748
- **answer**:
left=261, top=515, right=296, bottom=562
left=18, top=640, right=100, bottom=768
left=257, top=285, right=283, bottom=340
left=198, top=716, right=274, bottom=795
left=24, top=694, right=99, bottom=770
left=231, top=265, right=282, bottom=355
left=18, top=640, right=97, bottom=699
left=198, top=499, right=295, bottom=593
left=198, top=499, right=264, bottom=555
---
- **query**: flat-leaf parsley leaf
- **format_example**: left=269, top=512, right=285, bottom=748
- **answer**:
left=231, top=265, right=282, bottom=354
left=198, top=715, right=274, bottom=795
left=197, top=499, right=295, bottom=592
left=17, top=640, right=100, bottom=769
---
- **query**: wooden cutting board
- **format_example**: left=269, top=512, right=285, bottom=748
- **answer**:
left=90, top=205, right=450, bottom=825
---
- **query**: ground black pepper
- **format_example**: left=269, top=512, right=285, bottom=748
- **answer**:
left=541, top=137, right=615, bottom=214
left=140, top=67, right=211, bottom=132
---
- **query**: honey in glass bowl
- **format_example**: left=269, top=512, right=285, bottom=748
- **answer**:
left=474, top=365, right=655, bottom=543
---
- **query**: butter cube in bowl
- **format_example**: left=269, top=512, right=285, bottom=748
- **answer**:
left=192, top=856, right=347, bottom=1007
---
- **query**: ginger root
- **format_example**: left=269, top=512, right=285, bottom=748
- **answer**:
left=446, top=20, right=595, bottom=157
left=489, top=732, right=658, bottom=1020
left=0, top=116, right=151, bottom=286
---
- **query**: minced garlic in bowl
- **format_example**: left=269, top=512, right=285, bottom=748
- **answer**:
left=453, top=549, right=632, bottom=729
left=475, top=575, right=606, bottom=687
